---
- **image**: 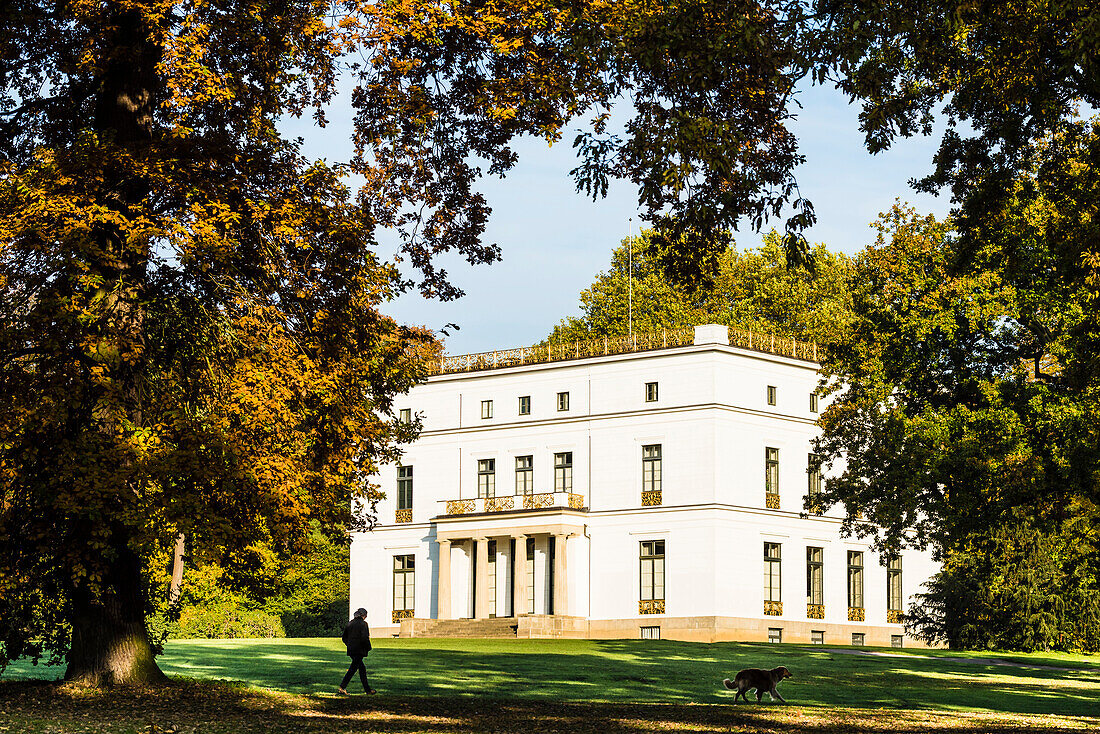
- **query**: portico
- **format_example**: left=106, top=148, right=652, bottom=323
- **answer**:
left=433, top=512, right=586, bottom=620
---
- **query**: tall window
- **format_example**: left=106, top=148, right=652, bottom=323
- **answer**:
left=487, top=540, right=497, bottom=617
left=557, top=391, right=570, bottom=411
left=515, top=455, right=533, bottom=494
left=807, top=453, right=823, bottom=513
left=809, top=391, right=819, bottom=413
left=847, top=551, right=864, bottom=609
left=645, top=382, right=659, bottom=402
left=642, top=444, right=662, bottom=493
left=397, top=466, right=413, bottom=511
left=806, top=547, right=823, bottom=606
left=765, top=447, right=780, bottom=505
left=767, top=385, right=777, bottom=405
left=481, top=400, right=493, bottom=419
left=554, top=452, right=573, bottom=492
left=526, top=538, right=535, bottom=614
left=518, top=395, right=531, bottom=415
left=764, top=542, right=782, bottom=602
left=393, top=555, right=414, bottom=615
left=639, top=540, right=665, bottom=603
left=887, top=556, right=903, bottom=612
left=399, top=408, right=412, bottom=423
left=477, top=458, right=496, bottom=498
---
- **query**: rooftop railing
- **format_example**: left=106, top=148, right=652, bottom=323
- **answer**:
left=425, top=325, right=819, bottom=376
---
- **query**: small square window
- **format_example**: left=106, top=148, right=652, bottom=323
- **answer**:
left=809, top=392, right=819, bottom=413
left=768, top=627, right=783, bottom=644
left=811, top=630, right=825, bottom=645
left=645, top=382, right=658, bottom=402
left=481, top=400, right=493, bottom=419
left=518, top=396, right=531, bottom=415
left=557, top=391, right=570, bottom=411
left=767, top=385, right=777, bottom=405
left=398, top=408, right=411, bottom=423
left=852, top=633, right=865, bottom=646
left=640, top=625, right=661, bottom=640
left=891, top=635, right=903, bottom=648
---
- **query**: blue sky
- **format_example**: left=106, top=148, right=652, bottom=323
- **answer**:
left=286, top=84, right=952, bottom=355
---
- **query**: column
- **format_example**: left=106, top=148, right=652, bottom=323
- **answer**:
left=474, top=537, right=490, bottom=619
left=436, top=539, right=451, bottom=620
left=513, top=534, right=527, bottom=616
left=553, top=533, right=569, bottom=616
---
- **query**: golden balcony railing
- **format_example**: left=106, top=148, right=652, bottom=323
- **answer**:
left=807, top=603, right=825, bottom=619
left=446, top=499, right=476, bottom=515
left=395, top=508, right=412, bottom=523
left=392, top=609, right=414, bottom=623
left=438, top=492, right=586, bottom=516
left=765, top=493, right=780, bottom=510
left=641, top=490, right=662, bottom=506
left=485, top=496, right=514, bottom=512
left=424, top=325, right=818, bottom=376
left=764, top=600, right=783, bottom=616
left=523, top=492, right=555, bottom=510
left=887, top=609, right=904, bottom=624
left=848, top=607, right=865, bottom=622
left=639, top=599, right=665, bottom=615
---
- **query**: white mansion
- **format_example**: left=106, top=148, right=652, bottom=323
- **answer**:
left=350, top=324, right=937, bottom=645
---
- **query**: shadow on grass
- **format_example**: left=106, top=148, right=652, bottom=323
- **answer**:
left=144, top=638, right=1100, bottom=717
left=0, top=678, right=1093, bottom=734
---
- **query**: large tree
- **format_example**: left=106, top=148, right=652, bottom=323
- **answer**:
left=549, top=229, right=852, bottom=343
left=0, top=2, right=825, bottom=685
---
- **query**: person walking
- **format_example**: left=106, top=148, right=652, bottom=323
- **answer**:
left=338, top=607, right=376, bottom=695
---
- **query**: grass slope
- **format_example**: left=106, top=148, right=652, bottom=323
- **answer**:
left=3, top=638, right=1098, bottom=733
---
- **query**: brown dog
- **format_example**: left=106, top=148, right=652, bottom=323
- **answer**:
left=722, top=666, right=792, bottom=703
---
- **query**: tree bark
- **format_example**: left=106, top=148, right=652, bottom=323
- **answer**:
left=64, top=9, right=166, bottom=686
left=64, top=541, right=166, bottom=686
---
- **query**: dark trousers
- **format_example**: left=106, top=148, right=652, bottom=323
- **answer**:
left=340, top=655, right=371, bottom=691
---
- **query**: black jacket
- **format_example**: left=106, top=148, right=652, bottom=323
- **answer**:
left=342, top=616, right=372, bottom=657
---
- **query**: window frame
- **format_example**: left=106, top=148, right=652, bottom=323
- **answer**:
left=645, top=382, right=659, bottom=402
left=847, top=551, right=864, bottom=609
left=767, top=385, right=777, bottom=405
left=806, top=546, right=823, bottom=606
left=518, top=395, right=531, bottom=415
left=807, top=453, right=823, bottom=512
left=639, top=540, right=666, bottom=602
left=554, top=451, right=573, bottom=492
left=397, top=465, right=413, bottom=511
left=398, top=408, right=412, bottom=424
left=556, top=391, right=570, bottom=411
left=392, top=554, right=415, bottom=614
left=887, top=556, right=903, bottom=611
left=477, top=458, right=496, bottom=498
left=809, top=391, right=819, bottom=413
left=480, top=399, right=493, bottom=419
left=515, top=455, right=534, bottom=495
left=764, top=542, right=782, bottom=603
left=765, top=447, right=780, bottom=496
left=642, top=444, right=662, bottom=494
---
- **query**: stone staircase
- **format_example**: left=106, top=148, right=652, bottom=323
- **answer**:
left=402, top=616, right=519, bottom=638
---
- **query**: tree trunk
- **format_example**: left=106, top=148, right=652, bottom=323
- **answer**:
left=64, top=9, right=166, bottom=687
left=64, top=541, right=165, bottom=686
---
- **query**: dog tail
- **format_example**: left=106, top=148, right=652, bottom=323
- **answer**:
left=722, top=678, right=735, bottom=690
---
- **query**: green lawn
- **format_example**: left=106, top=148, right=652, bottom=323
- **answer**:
left=3, top=638, right=1098, bottom=733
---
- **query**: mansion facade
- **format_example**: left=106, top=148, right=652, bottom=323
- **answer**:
left=350, top=325, right=938, bottom=645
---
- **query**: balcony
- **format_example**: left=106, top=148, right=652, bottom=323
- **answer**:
left=437, top=492, right=586, bottom=517
left=395, top=509, right=412, bottom=523
left=848, top=606, right=865, bottom=622
left=764, top=600, right=783, bottom=616
left=807, top=603, right=825, bottom=619
left=765, top=493, right=780, bottom=510
left=641, top=490, right=662, bottom=506
left=887, top=609, right=904, bottom=624
left=639, top=599, right=665, bottom=615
